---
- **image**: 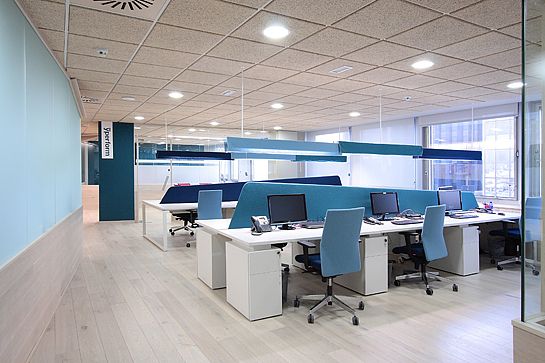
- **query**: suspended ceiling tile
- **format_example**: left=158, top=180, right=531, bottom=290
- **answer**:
left=219, top=77, right=272, bottom=91
left=320, top=79, right=373, bottom=92
left=385, top=74, right=443, bottom=89
left=40, top=29, right=64, bottom=51
left=417, top=81, right=473, bottom=94
left=168, top=81, right=213, bottom=94
left=389, top=16, right=487, bottom=51
left=500, top=18, right=541, bottom=43
left=69, top=6, right=151, bottom=44
left=435, top=32, right=520, bottom=60
left=125, top=62, right=181, bottom=80
left=67, top=53, right=127, bottom=73
left=135, top=102, right=176, bottom=113
left=405, top=0, right=480, bottom=13
left=273, top=95, right=320, bottom=105
left=258, top=83, right=310, bottom=95
left=296, top=87, right=343, bottom=99
left=472, top=92, right=520, bottom=103
left=118, top=74, right=169, bottom=88
left=445, top=86, right=498, bottom=98
left=265, top=0, right=371, bottom=25
left=262, top=49, right=332, bottom=71
left=145, top=24, right=223, bottom=53
left=18, top=0, right=65, bottom=31
left=473, top=47, right=521, bottom=69
left=282, top=73, right=337, bottom=87
left=104, top=95, right=144, bottom=105
left=191, top=94, right=229, bottom=104
left=308, top=59, right=375, bottom=78
left=69, top=68, right=119, bottom=83
left=111, top=84, right=158, bottom=97
left=456, top=70, right=519, bottom=87
left=452, top=0, right=520, bottom=29
left=148, top=90, right=198, bottom=105
left=292, top=28, right=378, bottom=57
left=176, top=70, right=231, bottom=85
left=209, top=37, right=282, bottom=63
left=235, top=65, right=296, bottom=82
left=327, top=93, right=370, bottom=103
left=223, top=0, right=271, bottom=8
left=486, top=81, right=523, bottom=93
left=132, top=46, right=199, bottom=68
left=159, top=0, right=255, bottom=34
left=425, top=62, right=494, bottom=80
left=78, top=80, right=114, bottom=92
left=68, top=35, right=137, bottom=62
left=189, top=56, right=252, bottom=76
left=245, top=91, right=285, bottom=101
left=344, top=42, right=422, bottom=66
left=334, top=0, right=440, bottom=39
left=354, top=84, right=405, bottom=96
left=386, top=53, right=463, bottom=73
left=232, top=11, right=323, bottom=46
left=350, top=67, right=412, bottom=84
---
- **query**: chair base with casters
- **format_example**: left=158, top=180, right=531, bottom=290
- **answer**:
left=294, top=277, right=364, bottom=325
left=169, top=210, right=197, bottom=247
left=392, top=243, right=459, bottom=295
left=497, top=255, right=540, bottom=275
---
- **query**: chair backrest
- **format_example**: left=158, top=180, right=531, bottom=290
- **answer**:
left=421, top=205, right=448, bottom=262
left=523, top=197, right=541, bottom=242
left=319, top=207, right=365, bottom=278
left=198, top=190, right=223, bottom=220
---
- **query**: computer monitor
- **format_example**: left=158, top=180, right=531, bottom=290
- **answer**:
left=370, top=192, right=399, bottom=220
left=267, top=194, right=308, bottom=230
left=437, top=190, right=462, bottom=211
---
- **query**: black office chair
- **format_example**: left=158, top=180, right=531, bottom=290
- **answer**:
left=272, top=243, right=290, bottom=272
left=169, top=211, right=197, bottom=237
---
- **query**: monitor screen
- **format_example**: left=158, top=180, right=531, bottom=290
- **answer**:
left=267, top=194, right=308, bottom=225
left=437, top=190, right=462, bottom=211
left=370, top=192, right=399, bottom=216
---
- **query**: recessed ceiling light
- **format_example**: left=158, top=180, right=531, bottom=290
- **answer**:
left=134, top=126, right=141, bottom=130
left=260, top=130, right=267, bottom=134
left=121, top=96, right=136, bottom=101
left=168, top=91, right=184, bottom=99
left=167, top=134, right=173, bottom=138
left=221, top=90, right=236, bottom=97
left=411, top=60, right=434, bottom=70
left=273, top=126, right=282, bottom=130
left=244, top=131, right=253, bottom=135
left=198, top=129, right=206, bottom=132
left=134, top=116, right=145, bottom=121
left=210, top=121, right=220, bottom=126
left=507, top=81, right=524, bottom=89
left=271, top=103, right=284, bottom=109
left=330, top=65, right=353, bottom=74
left=263, top=25, right=289, bottom=39
left=349, top=112, right=361, bottom=117
left=188, top=128, right=196, bottom=132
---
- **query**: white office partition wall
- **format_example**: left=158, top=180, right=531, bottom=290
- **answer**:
left=0, top=1, right=82, bottom=361
left=350, top=119, right=417, bottom=188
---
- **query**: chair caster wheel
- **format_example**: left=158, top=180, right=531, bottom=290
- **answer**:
left=170, top=232, right=175, bottom=236
left=452, top=284, right=458, bottom=292
left=190, top=232, right=194, bottom=236
left=352, top=316, right=359, bottom=326
left=497, top=265, right=503, bottom=271
left=327, top=301, right=332, bottom=305
left=490, top=258, right=496, bottom=265
left=168, top=228, right=173, bottom=233
left=533, top=270, right=540, bottom=276
left=358, top=301, right=365, bottom=310
left=393, top=280, right=401, bottom=287
left=515, top=260, right=522, bottom=265
left=426, top=288, right=433, bottom=296
left=307, top=314, right=314, bottom=324
left=284, top=267, right=290, bottom=273
left=294, top=298, right=300, bottom=308
left=186, top=243, right=191, bottom=248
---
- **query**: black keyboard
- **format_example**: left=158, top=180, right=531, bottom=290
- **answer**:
left=391, top=218, right=424, bottom=225
left=449, top=213, right=479, bottom=219
left=302, top=221, right=324, bottom=229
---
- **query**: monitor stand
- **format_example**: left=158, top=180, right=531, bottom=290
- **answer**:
left=380, top=214, right=396, bottom=221
left=279, top=224, right=295, bottom=230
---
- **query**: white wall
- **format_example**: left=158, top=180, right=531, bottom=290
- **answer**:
left=305, top=128, right=351, bottom=185
left=350, top=119, right=417, bottom=189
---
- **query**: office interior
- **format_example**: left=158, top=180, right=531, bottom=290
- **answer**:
left=1, top=0, right=544, bottom=362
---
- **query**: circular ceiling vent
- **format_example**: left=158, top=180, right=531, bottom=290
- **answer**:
left=93, top=0, right=155, bottom=11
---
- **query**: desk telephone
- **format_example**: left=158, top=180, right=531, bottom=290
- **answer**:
left=251, top=216, right=271, bottom=234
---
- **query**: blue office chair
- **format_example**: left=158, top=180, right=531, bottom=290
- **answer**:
left=179, top=190, right=223, bottom=248
left=293, top=207, right=365, bottom=325
left=392, top=205, right=457, bottom=295
left=492, top=197, right=540, bottom=275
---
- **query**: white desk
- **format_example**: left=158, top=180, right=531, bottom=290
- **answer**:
left=198, top=212, right=519, bottom=321
left=142, top=200, right=237, bottom=251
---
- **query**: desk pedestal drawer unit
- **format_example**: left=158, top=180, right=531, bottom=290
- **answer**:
left=197, top=229, right=229, bottom=289
left=429, top=226, right=480, bottom=276
left=226, top=243, right=282, bottom=321
left=336, top=236, right=389, bottom=295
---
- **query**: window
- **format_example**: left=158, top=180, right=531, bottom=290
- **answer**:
left=429, top=116, right=517, bottom=199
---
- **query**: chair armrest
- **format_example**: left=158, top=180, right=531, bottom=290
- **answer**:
left=297, top=240, right=316, bottom=248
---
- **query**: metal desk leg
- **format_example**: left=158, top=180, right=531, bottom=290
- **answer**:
left=142, top=202, right=147, bottom=236
left=162, top=210, right=169, bottom=252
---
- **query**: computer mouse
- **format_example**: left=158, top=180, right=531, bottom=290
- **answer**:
left=498, top=212, right=505, bottom=216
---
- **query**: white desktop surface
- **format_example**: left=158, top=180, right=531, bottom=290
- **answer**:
left=143, top=199, right=238, bottom=212
left=211, top=212, right=519, bottom=248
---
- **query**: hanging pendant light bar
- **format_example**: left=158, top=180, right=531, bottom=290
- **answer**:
left=156, top=150, right=232, bottom=160
left=339, top=141, right=423, bottom=156
left=226, top=137, right=341, bottom=156
left=413, top=148, right=482, bottom=161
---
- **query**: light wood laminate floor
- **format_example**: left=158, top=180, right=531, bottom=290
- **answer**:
left=30, top=189, right=522, bottom=362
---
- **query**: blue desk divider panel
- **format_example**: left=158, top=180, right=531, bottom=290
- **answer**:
left=229, top=183, right=478, bottom=228
left=159, top=175, right=342, bottom=204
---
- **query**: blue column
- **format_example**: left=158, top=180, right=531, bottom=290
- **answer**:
left=99, top=122, right=134, bottom=221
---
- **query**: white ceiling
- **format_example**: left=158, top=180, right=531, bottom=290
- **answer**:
left=18, top=0, right=537, bottom=142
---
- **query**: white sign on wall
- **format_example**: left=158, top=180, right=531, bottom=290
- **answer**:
left=101, top=121, right=113, bottom=159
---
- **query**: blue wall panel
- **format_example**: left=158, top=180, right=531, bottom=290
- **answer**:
left=99, top=122, right=135, bottom=221
left=0, top=0, right=81, bottom=266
